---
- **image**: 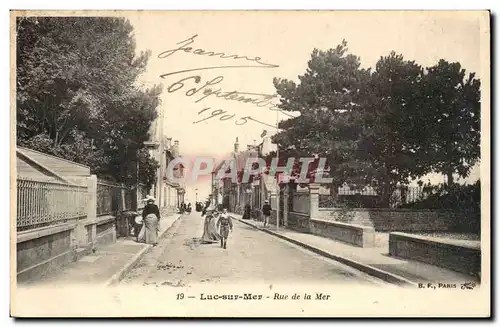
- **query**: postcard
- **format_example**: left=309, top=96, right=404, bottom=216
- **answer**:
left=11, top=10, right=490, bottom=317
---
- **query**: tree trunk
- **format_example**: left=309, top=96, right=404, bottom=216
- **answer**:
left=329, top=183, right=338, bottom=197
left=381, top=166, right=392, bottom=208
left=381, top=184, right=391, bottom=208
left=446, top=167, right=454, bottom=186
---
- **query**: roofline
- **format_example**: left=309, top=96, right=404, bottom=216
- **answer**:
left=16, top=150, right=72, bottom=184
left=17, top=146, right=91, bottom=170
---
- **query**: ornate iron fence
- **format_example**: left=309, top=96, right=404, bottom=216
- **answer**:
left=17, top=177, right=89, bottom=231
left=318, top=186, right=429, bottom=209
left=96, top=179, right=135, bottom=216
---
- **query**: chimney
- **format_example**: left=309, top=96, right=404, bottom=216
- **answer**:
left=173, top=140, right=179, bottom=156
left=166, top=137, right=172, bottom=149
left=234, top=137, right=239, bottom=154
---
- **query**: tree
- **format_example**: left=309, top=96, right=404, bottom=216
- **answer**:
left=16, top=17, right=162, bottom=185
left=358, top=52, right=431, bottom=206
left=272, top=44, right=470, bottom=207
left=421, top=60, right=481, bottom=185
left=137, top=149, right=160, bottom=189
left=272, top=40, right=371, bottom=195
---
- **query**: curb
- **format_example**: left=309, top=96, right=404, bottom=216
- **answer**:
left=103, top=214, right=183, bottom=287
left=235, top=217, right=417, bottom=287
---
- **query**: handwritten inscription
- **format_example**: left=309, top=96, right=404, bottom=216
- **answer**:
left=163, top=74, right=279, bottom=111
left=158, top=34, right=282, bottom=127
left=158, top=34, right=279, bottom=68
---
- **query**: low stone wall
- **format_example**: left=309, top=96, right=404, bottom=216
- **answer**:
left=389, top=232, right=481, bottom=276
left=96, top=215, right=117, bottom=247
left=287, top=211, right=310, bottom=233
left=309, top=219, right=376, bottom=248
left=316, top=208, right=461, bottom=232
left=17, top=223, right=77, bottom=284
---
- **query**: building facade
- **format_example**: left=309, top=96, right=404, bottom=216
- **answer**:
left=143, top=105, right=185, bottom=210
left=213, top=136, right=277, bottom=213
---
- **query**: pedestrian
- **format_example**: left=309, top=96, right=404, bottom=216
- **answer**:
left=242, top=203, right=251, bottom=219
left=216, top=208, right=233, bottom=249
left=138, top=195, right=160, bottom=246
left=262, top=200, right=272, bottom=228
left=200, top=205, right=221, bottom=244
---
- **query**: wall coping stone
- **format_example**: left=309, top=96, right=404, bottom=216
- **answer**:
left=97, top=215, right=116, bottom=225
left=390, top=232, right=480, bottom=250
left=311, top=218, right=375, bottom=232
left=289, top=211, right=309, bottom=217
left=17, top=222, right=77, bottom=244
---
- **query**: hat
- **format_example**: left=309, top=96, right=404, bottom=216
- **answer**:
left=135, top=215, right=143, bottom=224
left=265, top=200, right=269, bottom=203
left=143, top=195, right=156, bottom=203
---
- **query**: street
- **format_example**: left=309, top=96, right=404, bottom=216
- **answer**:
left=121, top=211, right=384, bottom=287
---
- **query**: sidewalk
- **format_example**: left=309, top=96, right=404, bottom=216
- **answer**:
left=30, top=210, right=183, bottom=287
left=233, top=214, right=476, bottom=287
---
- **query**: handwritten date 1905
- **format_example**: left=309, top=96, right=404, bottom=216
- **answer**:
left=194, top=107, right=250, bottom=126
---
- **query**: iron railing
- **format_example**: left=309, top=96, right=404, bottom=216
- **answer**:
left=17, top=177, right=89, bottom=231
left=96, top=179, right=135, bottom=216
left=318, top=186, right=429, bottom=208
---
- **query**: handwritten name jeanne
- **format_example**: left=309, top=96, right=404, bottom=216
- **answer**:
left=158, top=34, right=279, bottom=69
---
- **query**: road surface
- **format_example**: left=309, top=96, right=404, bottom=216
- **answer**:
left=121, top=211, right=385, bottom=287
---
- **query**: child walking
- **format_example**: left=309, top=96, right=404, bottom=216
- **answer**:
left=217, top=208, right=233, bottom=249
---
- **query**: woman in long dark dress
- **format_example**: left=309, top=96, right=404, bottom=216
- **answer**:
left=138, top=196, right=160, bottom=246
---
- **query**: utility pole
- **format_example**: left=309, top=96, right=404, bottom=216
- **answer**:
left=275, top=109, right=280, bottom=232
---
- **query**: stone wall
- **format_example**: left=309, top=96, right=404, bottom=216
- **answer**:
left=389, top=232, right=481, bottom=277
left=96, top=215, right=117, bottom=247
left=287, top=211, right=311, bottom=233
left=315, top=208, right=465, bottom=232
left=291, top=192, right=310, bottom=214
left=309, top=219, right=376, bottom=247
left=17, top=223, right=77, bottom=284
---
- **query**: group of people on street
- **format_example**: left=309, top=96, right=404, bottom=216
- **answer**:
left=131, top=196, right=274, bottom=249
left=179, top=202, right=192, bottom=214
left=200, top=204, right=233, bottom=249
left=241, top=200, right=273, bottom=228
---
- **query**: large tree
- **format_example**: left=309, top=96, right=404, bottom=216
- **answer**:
left=272, top=43, right=481, bottom=207
left=272, top=40, right=371, bottom=194
left=358, top=52, right=431, bottom=205
left=16, top=17, right=161, bottom=185
left=421, top=60, right=481, bottom=185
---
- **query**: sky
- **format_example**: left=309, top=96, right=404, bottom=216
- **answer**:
left=124, top=11, right=485, bottom=199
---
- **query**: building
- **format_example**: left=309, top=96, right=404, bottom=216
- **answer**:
left=213, top=136, right=278, bottom=213
left=162, top=137, right=185, bottom=210
left=16, top=147, right=91, bottom=184
left=143, top=105, right=185, bottom=210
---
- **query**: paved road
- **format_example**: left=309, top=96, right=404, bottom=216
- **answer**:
left=121, top=211, right=384, bottom=287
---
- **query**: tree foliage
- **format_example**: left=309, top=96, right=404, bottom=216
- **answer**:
left=16, top=17, right=162, bottom=185
left=421, top=60, right=481, bottom=184
left=273, top=41, right=371, bottom=192
left=272, top=41, right=480, bottom=205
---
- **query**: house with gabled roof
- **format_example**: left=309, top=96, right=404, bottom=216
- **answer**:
left=213, top=136, right=279, bottom=213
